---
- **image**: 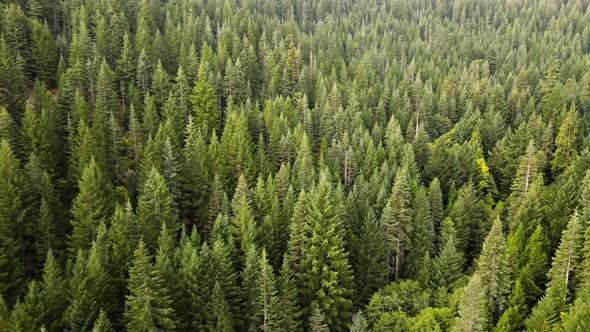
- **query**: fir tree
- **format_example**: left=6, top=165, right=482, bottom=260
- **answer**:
left=476, top=217, right=512, bottom=323
left=255, top=248, right=279, bottom=331
left=124, top=241, right=177, bottom=332
left=191, top=61, right=219, bottom=135
left=137, top=167, right=177, bottom=250
left=68, top=158, right=114, bottom=253
left=552, top=104, right=578, bottom=175
left=299, top=172, right=353, bottom=331
left=455, top=274, right=487, bottom=332
left=381, top=167, right=412, bottom=281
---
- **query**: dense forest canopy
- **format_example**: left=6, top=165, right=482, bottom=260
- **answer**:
left=1, top=0, right=590, bottom=330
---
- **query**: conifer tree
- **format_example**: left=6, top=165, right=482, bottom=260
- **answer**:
left=276, top=257, right=301, bottom=331
left=125, top=241, right=177, bottom=332
left=299, top=172, right=353, bottom=330
left=30, top=20, right=57, bottom=84
left=455, top=274, right=487, bottom=332
left=477, top=217, right=512, bottom=323
left=309, top=305, right=329, bottom=332
left=256, top=248, right=279, bottom=331
left=431, top=235, right=465, bottom=291
left=137, top=167, right=177, bottom=250
left=191, top=61, right=219, bottom=135
left=352, top=209, right=387, bottom=306
left=494, top=280, right=526, bottom=332
left=450, top=182, right=488, bottom=262
left=293, top=133, right=315, bottom=193
left=530, top=212, right=584, bottom=324
left=518, top=225, right=548, bottom=305
left=92, top=311, right=114, bottom=332
left=0, top=140, right=27, bottom=303
left=241, top=244, right=260, bottom=331
left=65, top=234, right=113, bottom=332
left=350, top=311, right=369, bottom=332
left=407, top=186, right=435, bottom=277
left=231, top=174, right=256, bottom=254
left=552, top=104, right=578, bottom=175
left=382, top=167, right=412, bottom=281
left=211, top=281, right=233, bottom=331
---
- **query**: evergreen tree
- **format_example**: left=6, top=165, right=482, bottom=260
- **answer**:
left=92, top=311, right=114, bottom=332
left=256, top=248, right=279, bottom=331
left=352, top=209, right=387, bottom=306
left=276, top=257, right=301, bottom=331
left=124, top=241, right=177, bottom=332
left=69, top=158, right=114, bottom=253
left=381, top=167, right=412, bottom=281
left=231, top=174, right=256, bottom=254
left=309, top=305, right=329, bottom=332
left=350, top=311, right=369, bottom=332
left=0, top=140, right=27, bottom=303
left=450, top=182, right=489, bottom=262
left=65, top=234, right=113, bottom=332
left=137, top=167, right=177, bottom=250
left=431, top=235, right=465, bottom=290
left=299, top=172, right=353, bottom=330
left=191, top=61, right=219, bottom=135
left=476, top=217, right=512, bottom=323
left=552, top=104, right=578, bottom=175
left=455, top=274, right=487, bottom=332
left=30, top=20, right=57, bottom=84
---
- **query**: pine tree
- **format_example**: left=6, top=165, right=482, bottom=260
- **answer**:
left=406, top=186, right=435, bottom=277
left=494, top=280, right=526, bottom=332
left=476, top=217, right=512, bottom=323
left=293, top=133, right=315, bottom=193
left=210, top=239, right=239, bottom=330
left=349, top=311, right=368, bottom=332
left=538, top=212, right=583, bottom=318
left=92, top=311, right=114, bottom=332
left=552, top=104, right=578, bottom=175
left=211, top=281, right=233, bottom=331
left=30, top=20, right=57, bottom=84
left=285, top=190, right=309, bottom=275
left=191, top=61, right=219, bottom=135
left=40, top=250, right=67, bottom=331
left=450, top=182, right=488, bottom=263
left=455, top=274, right=487, bottom=332
left=382, top=167, right=412, bottom=281
left=137, top=167, right=177, bottom=250
left=352, top=209, right=387, bottom=306
left=507, top=140, right=542, bottom=228
left=231, top=174, right=256, bottom=254
left=241, top=244, right=260, bottom=331
left=299, top=172, right=353, bottom=330
left=0, top=140, right=27, bottom=303
left=65, top=234, right=113, bottom=332
left=428, top=178, right=444, bottom=244
left=431, top=235, right=465, bottom=290
left=256, top=248, right=279, bottom=331
left=518, top=225, right=548, bottom=305
left=69, top=158, right=114, bottom=253
left=309, top=305, right=329, bottom=332
left=276, top=257, right=301, bottom=331
left=125, top=241, right=177, bottom=332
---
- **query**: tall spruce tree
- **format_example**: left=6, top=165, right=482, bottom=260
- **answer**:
left=299, top=172, right=353, bottom=331
left=125, top=241, right=177, bottom=332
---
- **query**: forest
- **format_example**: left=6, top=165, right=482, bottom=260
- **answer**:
left=0, top=0, right=590, bottom=330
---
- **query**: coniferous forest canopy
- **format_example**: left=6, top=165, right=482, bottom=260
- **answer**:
left=1, top=0, right=590, bottom=330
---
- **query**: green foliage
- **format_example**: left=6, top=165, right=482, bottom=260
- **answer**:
left=455, top=274, right=487, bottom=332
left=125, top=241, right=177, bottom=332
left=1, top=0, right=590, bottom=328
left=476, top=217, right=512, bottom=323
